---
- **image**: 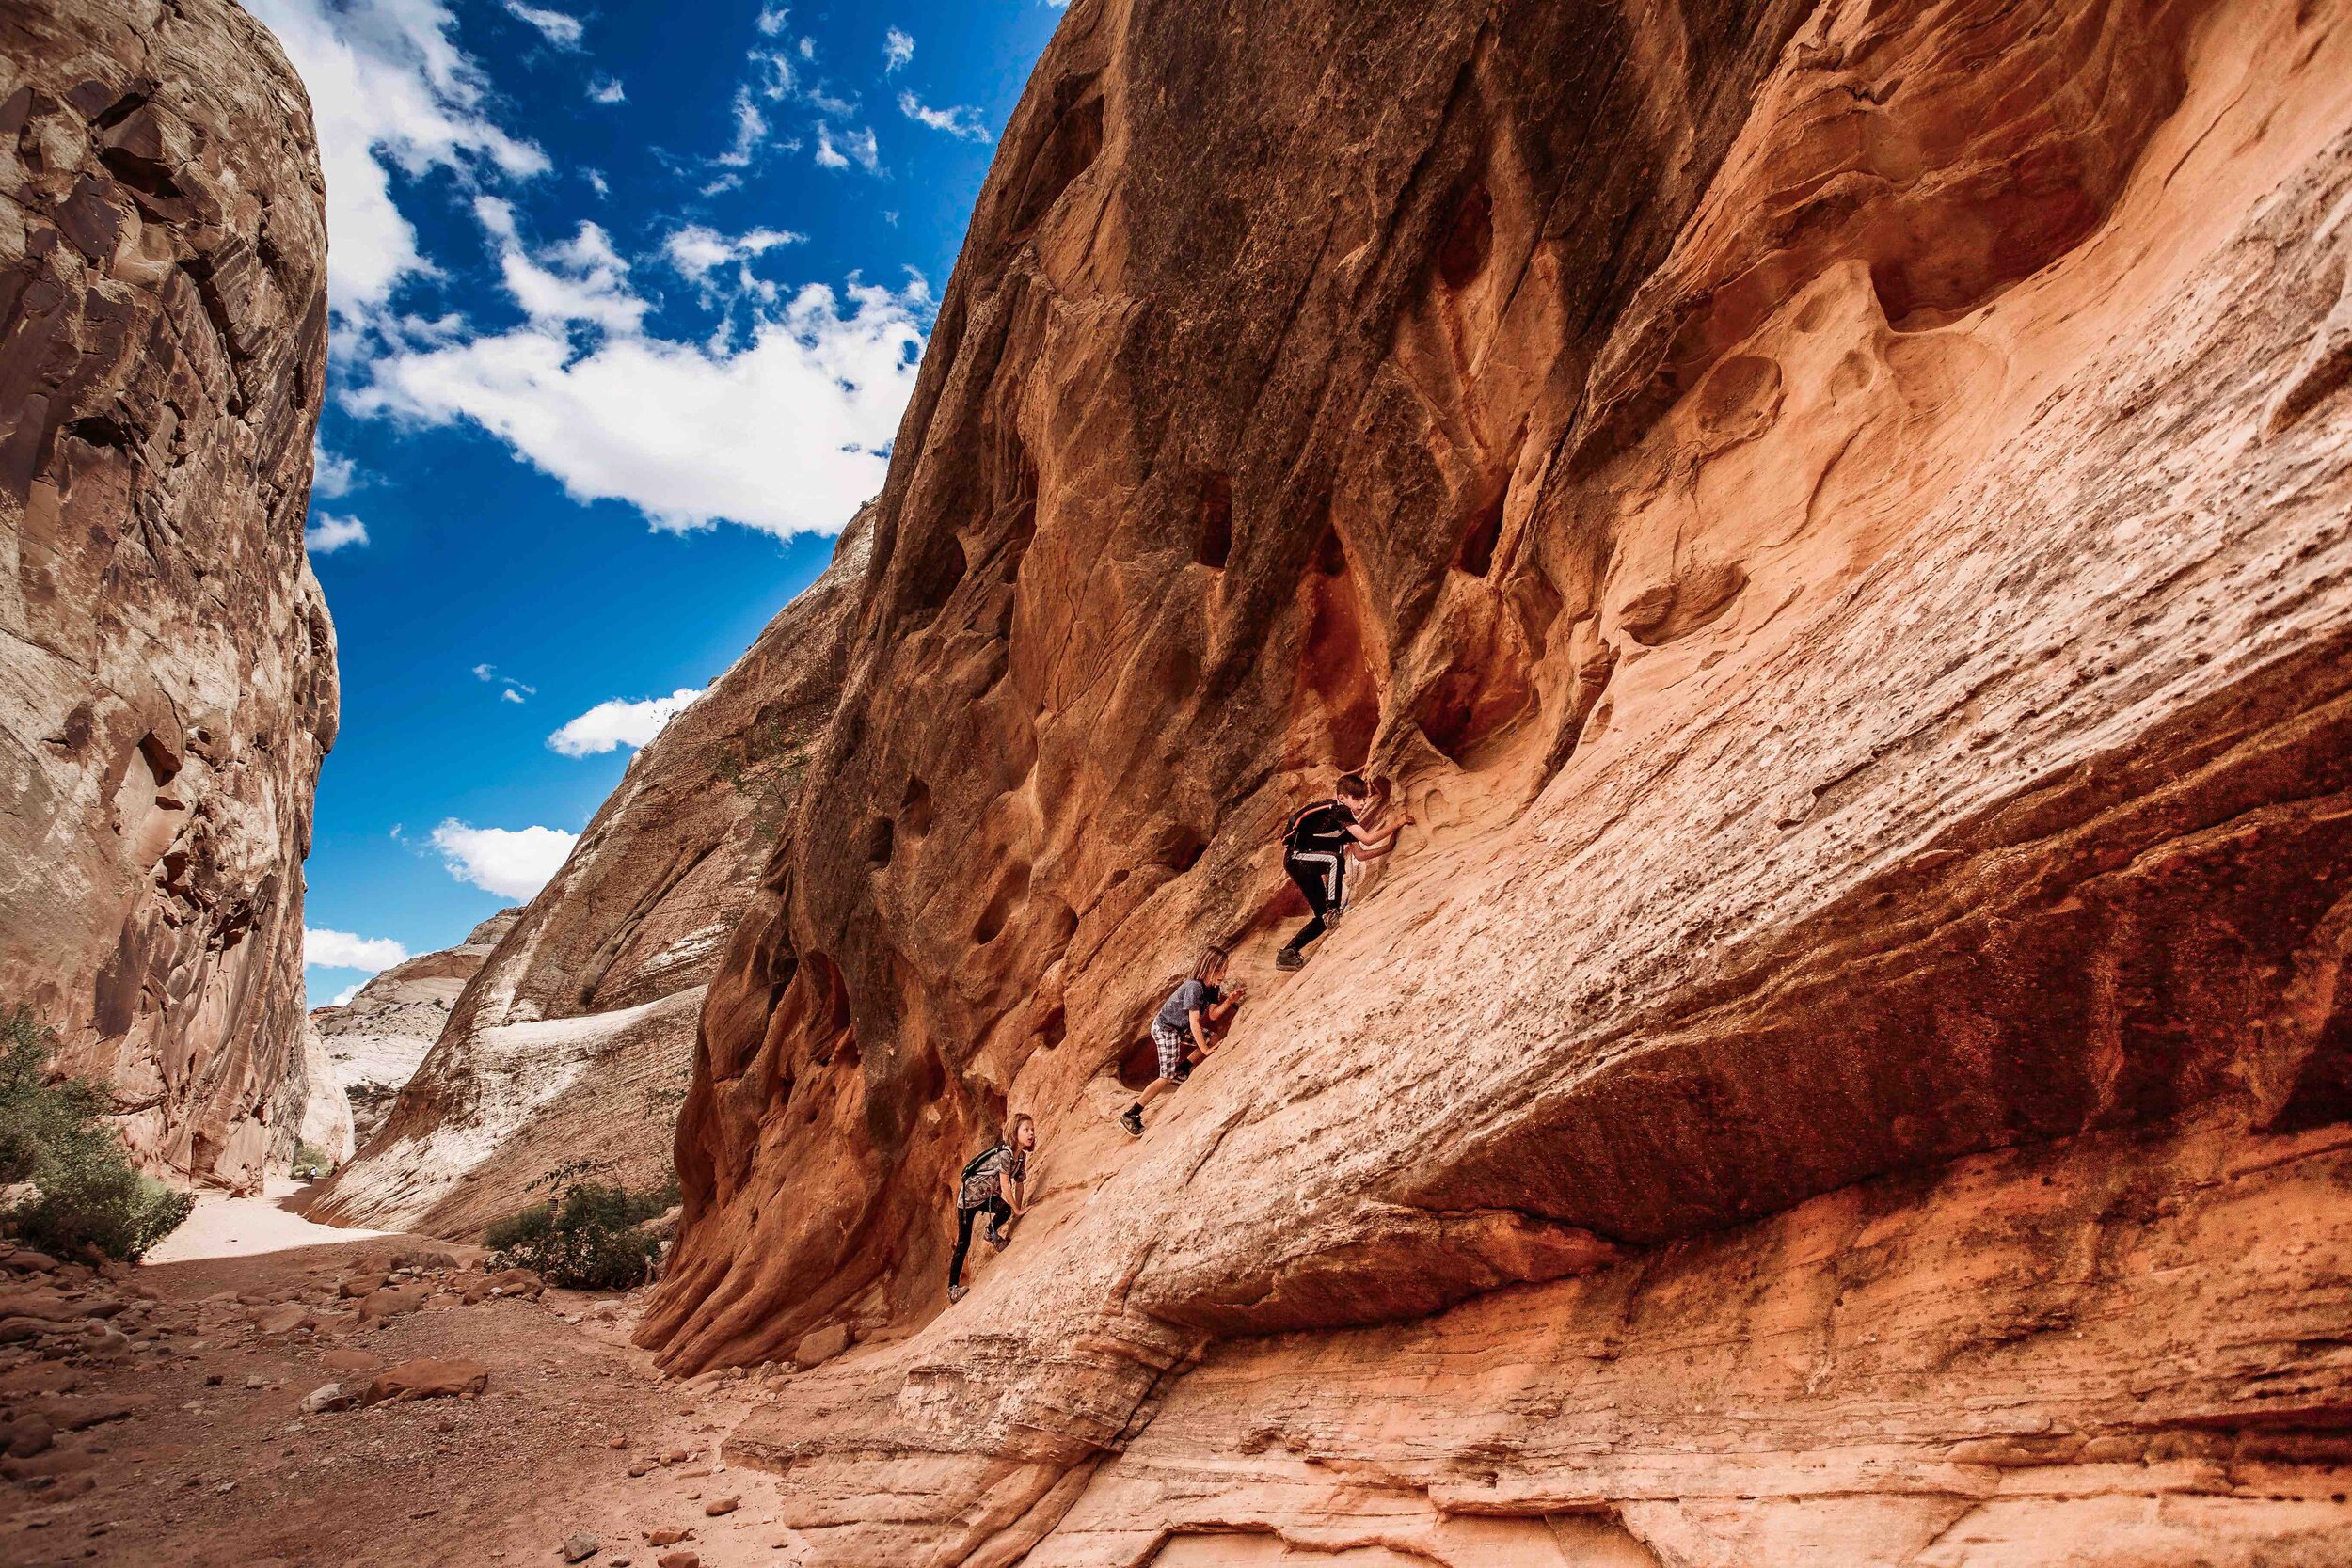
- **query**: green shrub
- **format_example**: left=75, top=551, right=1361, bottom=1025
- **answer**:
left=291, top=1141, right=332, bottom=1180
left=0, top=1006, right=194, bottom=1261
left=484, top=1179, right=671, bottom=1291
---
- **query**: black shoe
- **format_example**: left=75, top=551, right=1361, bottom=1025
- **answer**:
left=1172, top=1060, right=1192, bottom=1085
left=1325, top=908, right=1343, bottom=932
left=1276, top=948, right=1305, bottom=972
left=947, top=1283, right=968, bottom=1304
left=987, top=1226, right=1009, bottom=1252
left=1120, top=1106, right=1144, bottom=1137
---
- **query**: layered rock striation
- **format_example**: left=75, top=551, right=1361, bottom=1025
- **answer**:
left=308, top=517, right=871, bottom=1237
left=631, top=0, right=2352, bottom=1560
left=0, top=0, right=335, bottom=1191
left=310, top=910, right=518, bottom=1148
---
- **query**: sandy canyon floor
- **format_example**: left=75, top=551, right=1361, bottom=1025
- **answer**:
left=0, top=1188, right=809, bottom=1568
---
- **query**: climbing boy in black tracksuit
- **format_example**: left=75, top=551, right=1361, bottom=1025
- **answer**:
left=1276, top=772, right=1411, bottom=971
left=946, top=1113, right=1035, bottom=1304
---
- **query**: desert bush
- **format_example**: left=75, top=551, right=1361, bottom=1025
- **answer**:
left=0, top=1006, right=194, bottom=1261
left=291, top=1141, right=332, bottom=1180
left=484, top=1179, right=671, bottom=1291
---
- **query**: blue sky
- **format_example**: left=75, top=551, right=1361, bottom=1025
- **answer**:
left=258, top=0, right=1063, bottom=1003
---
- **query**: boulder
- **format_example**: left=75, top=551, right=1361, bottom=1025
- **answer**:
left=360, top=1357, right=489, bottom=1406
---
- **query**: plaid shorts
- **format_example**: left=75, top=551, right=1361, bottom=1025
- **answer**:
left=1151, top=1019, right=1189, bottom=1081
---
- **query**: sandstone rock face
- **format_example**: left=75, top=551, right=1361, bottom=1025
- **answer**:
left=293, top=1014, right=352, bottom=1165
left=310, top=519, right=870, bottom=1236
left=633, top=0, right=2352, bottom=1560
left=310, top=910, right=518, bottom=1148
left=0, top=0, right=334, bottom=1192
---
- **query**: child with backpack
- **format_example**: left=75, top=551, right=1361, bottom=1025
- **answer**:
left=946, top=1113, right=1035, bottom=1304
left=1120, top=945, right=1246, bottom=1136
left=1276, top=772, right=1411, bottom=970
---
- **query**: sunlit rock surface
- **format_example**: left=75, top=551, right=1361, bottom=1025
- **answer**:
left=309, top=910, right=518, bottom=1149
left=309, top=517, right=871, bottom=1236
left=0, top=0, right=334, bottom=1192
left=620, top=0, right=2352, bottom=1560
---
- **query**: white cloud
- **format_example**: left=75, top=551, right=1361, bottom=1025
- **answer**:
left=883, top=26, right=914, bottom=72
left=501, top=688, right=527, bottom=704
left=586, top=169, right=610, bottom=196
left=898, top=91, right=989, bottom=142
left=503, top=0, right=583, bottom=48
left=473, top=198, right=646, bottom=333
left=717, top=88, right=770, bottom=166
left=815, top=123, right=881, bottom=173
left=329, top=981, right=364, bottom=1007
left=349, top=276, right=927, bottom=536
left=587, top=75, right=626, bottom=104
left=313, top=443, right=358, bottom=498
left=755, top=5, right=789, bottom=36
left=662, top=224, right=805, bottom=282
left=245, top=0, right=547, bottom=314
left=305, top=927, right=411, bottom=972
left=430, top=820, right=578, bottom=900
left=548, top=688, right=706, bottom=756
left=472, top=662, right=497, bottom=680
left=305, top=513, right=371, bottom=552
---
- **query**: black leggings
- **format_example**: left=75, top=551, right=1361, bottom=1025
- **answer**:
left=949, top=1196, right=1011, bottom=1287
left=1284, top=849, right=1345, bottom=951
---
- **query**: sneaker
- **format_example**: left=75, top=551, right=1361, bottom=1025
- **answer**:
left=987, top=1226, right=1009, bottom=1252
left=1120, top=1106, right=1144, bottom=1138
left=1172, top=1059, right=1193, bottom=1085
left=1276, top=948, right=1305, bottom=972
left=1326, top=908, right=1343, bottom=932
left=947, top=1283, right=968, bottom=1304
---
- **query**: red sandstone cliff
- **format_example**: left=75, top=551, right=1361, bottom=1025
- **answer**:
left=308, top=516, right=869, bottom=1237
left=0, top=0, right=335, bottom=1192
left=630, top=0, right=2352, bottom=1560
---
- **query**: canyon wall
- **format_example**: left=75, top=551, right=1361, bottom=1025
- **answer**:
left=631, top=0, right=2352, bottom=1561
left=310, top=908, right=519, bottom=1148
left=0, top=0, right=335, bottom=1191
left=308, top=516, right=870, bottom=1237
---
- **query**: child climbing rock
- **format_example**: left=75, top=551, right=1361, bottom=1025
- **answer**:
left=946, top=1113, right=1034, bottom=1304
left=1121, top=946, right=1246, bottom=1136
left=1276, top=772, right=1411, bottom=970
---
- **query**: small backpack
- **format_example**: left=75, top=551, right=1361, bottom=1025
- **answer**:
left=961, top=1142, right=1009, bottom=1183
left=1280, top=798, right=1338, bottom=851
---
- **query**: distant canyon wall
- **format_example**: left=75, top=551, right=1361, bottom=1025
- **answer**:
left=627, top=0, right=2352, bottom=1561
left=0, top=0, right=334, bottom=1192
left=308, top=517, right=870, bottom=1237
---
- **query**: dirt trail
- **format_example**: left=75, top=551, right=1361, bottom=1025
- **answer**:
left=0, top=1191, right=812, bottom=1567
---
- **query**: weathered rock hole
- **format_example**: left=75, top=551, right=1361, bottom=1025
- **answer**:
left=1038, top=1005, right=1066, bottom=1051
left=1436, top=183, right=1493, bottom=290
left=1414, top=659, right=1528, bottom=766
left=899, top=776, right=932, bottom=839
left=1454, top=494, right=1503, bottom=578
left=903, top=531, right=967, bottom=620
left=64, top=415, right=133, bottom=452
left=861, top=816, right=894, bottom=868
left=972, top=863, right=1031, bottom=945
left=1302, top=525, right=1380, bottom=770
left=1009, top=84, right=1104, bottom=238
left=1150, top=824, right=1209, bottom=875
left=1622, top=562, right=1749, bottom=646
left=1195, top=474, right=1232, bottom=569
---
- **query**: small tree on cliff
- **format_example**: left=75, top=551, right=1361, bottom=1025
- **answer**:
left=0, top=1006, right=195, bottom=1261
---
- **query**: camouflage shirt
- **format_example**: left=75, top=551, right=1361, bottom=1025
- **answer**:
left=957, top=1144, right=1026, bottom=1211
